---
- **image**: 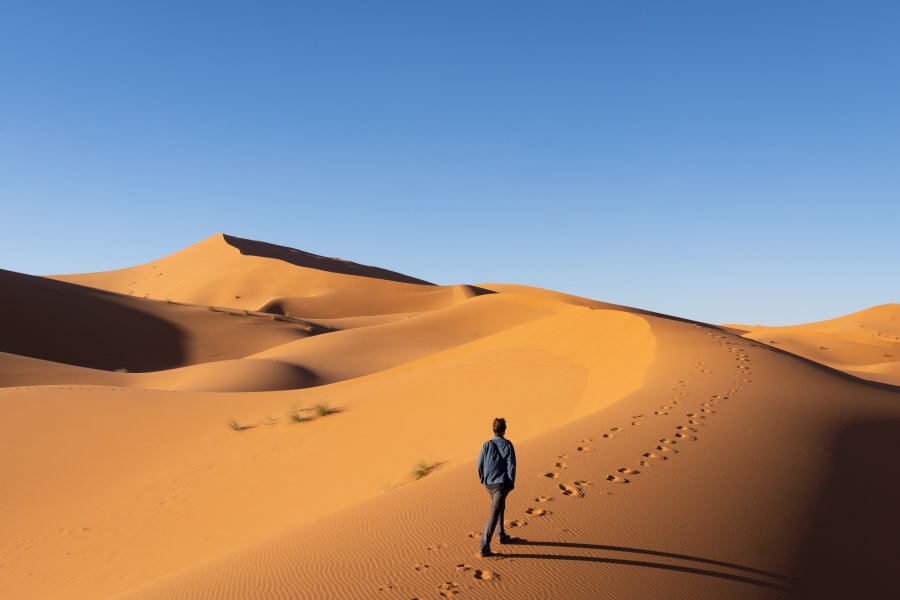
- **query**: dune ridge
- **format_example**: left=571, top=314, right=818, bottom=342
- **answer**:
left=50, top=233, right=466, bottom=318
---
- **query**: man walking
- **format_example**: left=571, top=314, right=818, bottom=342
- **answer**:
left=477, top=417, right=517, bottom=557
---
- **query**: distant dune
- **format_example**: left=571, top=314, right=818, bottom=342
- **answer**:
left=726, top=304, right=900, bottom=386
left=1, top=235, right=897, bottom=599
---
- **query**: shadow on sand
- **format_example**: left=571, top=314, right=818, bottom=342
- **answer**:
left=223, top=234, right=435, bottom=285
left=502, top=539, right=788, bottom=592
left=791, top=417, right=900, bottom=599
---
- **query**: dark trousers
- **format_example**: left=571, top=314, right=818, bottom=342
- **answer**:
left=480, top=483, right=511, bottom=550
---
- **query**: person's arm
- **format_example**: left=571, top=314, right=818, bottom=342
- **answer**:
left=477, top=442, right=486, bottom=484
left=507, top=442, right=517, bottom=487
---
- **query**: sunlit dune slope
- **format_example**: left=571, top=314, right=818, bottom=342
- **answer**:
left=727, top=304, right=900, bottom=386
left=118, top=313, right=900, bottom=600
left=0, top=305, right=655, bottom=599
left=51, top=233, right=484, bottom=318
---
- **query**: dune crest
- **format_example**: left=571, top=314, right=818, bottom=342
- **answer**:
left=50, top=233, right=456, bottom=315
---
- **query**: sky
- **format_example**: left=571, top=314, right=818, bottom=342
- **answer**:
left=1, top=1, right=897, bottom=325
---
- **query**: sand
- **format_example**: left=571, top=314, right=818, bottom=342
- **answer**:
left=1, top=234, right=898, bottom=599
left=727, top=304, right=900, bottom=386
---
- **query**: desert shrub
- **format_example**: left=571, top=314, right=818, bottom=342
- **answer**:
left=314, top=403, right=336, bottom=417
left=288, top=411, right=311, bottom=424
left=410, top=461, right=441, bottom=481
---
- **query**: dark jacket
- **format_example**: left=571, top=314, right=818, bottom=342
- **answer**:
left=477, top=435, right=516, bottom=487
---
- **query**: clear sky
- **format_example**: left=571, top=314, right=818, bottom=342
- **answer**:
left=1, top=1, right=897, bottom=325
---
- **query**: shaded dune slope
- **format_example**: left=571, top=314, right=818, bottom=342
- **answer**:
left=0, top=268, right=319, bottom=389
left=0, top=268, right=314, bottom=373
left=0, top=268, right=183, bottom=372
left=223, top=234, right=434, bottom=285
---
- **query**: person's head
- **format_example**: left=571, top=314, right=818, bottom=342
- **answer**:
left=493, top=417, right=507, bottom=436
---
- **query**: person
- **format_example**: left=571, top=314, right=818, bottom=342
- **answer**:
left=477, top=417, right=517, bottom=557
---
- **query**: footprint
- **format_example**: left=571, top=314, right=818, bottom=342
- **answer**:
left=455, top=563, right=473, bottom=572
left=554, top=462, right=567, bottom=469
left=606, top=474, right=630, bottom=483
left=378, top=583, right=396, bottom=592
left=654, top=411, right=669, bottom=416
left=414, top=563, right=430, bottom=572
left=507, top=519, right=527, bottom=528
left=473, top=569, right=494, bottom=580
left=576, top=446, right=590, bottom=452
left=632, top=414, right=645, bottom=419
left=674, top=432, right=698, bottom=441
left=438, top=581, right=460, bottom=596
left=466, top=532, right=479, bottom=539
left=558, top=483, right=584, bottom=497
left=428, top=543, right=449, bottom=551
left=618, top=467, right=640, bottom=475
left=557, top=453, right=570, bottom=459
left=601, top=433, right=615, bottom=438
left=642, top=452, right=668, bottom=461
left=656, top=445, right=677, bottom=453
left=631, top=421, right=641, bottom=426
left=581, top=437, right=594, bottom=442
left=534, top=496, right=553, bottom=503
left=542, top=471, right=559, bottom=479
left=700, top=408, right=715, bottom=414
left=609, top=427, right=621, bottom=432
left=525, top=507, right=549, bottom=516
left=659, top=438, right=678, bottom=444
left=676, top=425, right=698, bottom=432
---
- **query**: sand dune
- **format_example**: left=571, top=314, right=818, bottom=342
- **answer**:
left=2, top=235, right=897, bottom=599
left=727, top=304, right=900, bottom=386
left=118, top=321, right=900, bottom=600
left=51, top=233, right=471, bottom=318
left=0, top=267, right=315, bottom=373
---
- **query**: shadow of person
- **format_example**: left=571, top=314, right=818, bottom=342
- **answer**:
left=499, top=538, right=788, bottom=591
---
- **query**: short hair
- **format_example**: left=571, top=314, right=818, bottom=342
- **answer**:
left=493, top=417, right=507, bottom=435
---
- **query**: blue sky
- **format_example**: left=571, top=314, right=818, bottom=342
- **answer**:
left=1, top=1, right=897, bottom=325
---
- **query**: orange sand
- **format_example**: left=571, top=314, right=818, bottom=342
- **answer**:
left=1, top=234, right=897, bottom=599
left=727, top=304, right=900, bottom=386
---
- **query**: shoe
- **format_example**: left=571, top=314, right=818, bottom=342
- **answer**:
left=477, top=547, right=493, bottom=557
left=498, top=533, right=512, bottom=544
